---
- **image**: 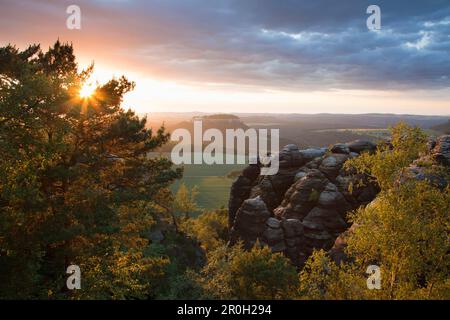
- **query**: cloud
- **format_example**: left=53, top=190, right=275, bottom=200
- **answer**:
left=1, top=0, right=450, bottom=92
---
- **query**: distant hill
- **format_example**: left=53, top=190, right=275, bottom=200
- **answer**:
left=431, top=120, right=450, bottom=134
left=182, top=114, right=249, bottom=131
left=144, top=112, right=449, bottom=150
left=238, top=113, right=449, bottom=129
left=201, top=114, right=240, bottom=120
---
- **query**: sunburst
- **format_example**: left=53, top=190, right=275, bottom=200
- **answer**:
left=79, top=82, right=96, bottom=98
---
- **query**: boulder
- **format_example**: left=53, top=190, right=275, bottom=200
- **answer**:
left=328, top=223, right=359, bottom=265
left=229, top=196, right=271, bottom=248
left=266, top=217, right=281, bottom=229
left=396, top=135, right=450, bottom=190
left=303, top=207, right=347, bottom=232
left=330, top=143, right=350, bottom=154
left=282, top=219, right=304, bottom=238
left=270, top=242, right=287, bottom=252
left=263, top=227, right=284, bottom=245
left=278, top=145, right=306, bottom=168
left=294, top=170, right=307, bottom=182
left=228, top=164, right=260, bottom=229
left=319, top=153, right=349, bottom=180
left=249, top=169, right=297, bottom=210
left=283, top=144, right=299, bottom=152
left=432, top=135, right=450, bottom=166
left=347, top=140, right=376, bottom=154
left=274, top=169, right=328, bottom=220
left=299, top=148, right=327, bottom=161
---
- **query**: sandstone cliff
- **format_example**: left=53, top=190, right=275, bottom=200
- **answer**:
left=228, top=136, right=450, bottom=267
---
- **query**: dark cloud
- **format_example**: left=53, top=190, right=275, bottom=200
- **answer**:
left=1, top=0, right=450, bottom=91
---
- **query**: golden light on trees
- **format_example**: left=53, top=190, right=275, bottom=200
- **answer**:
left=79, top=82, right=95, bottom=98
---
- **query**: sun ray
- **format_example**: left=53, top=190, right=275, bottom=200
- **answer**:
left=79, top=82, right=96, bottom=98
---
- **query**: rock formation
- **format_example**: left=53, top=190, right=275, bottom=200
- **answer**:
left=328, top=135, right=450, bottom=265
left=228, top=139, right=380, bottom=267
left=398, top=135, right=450, bottom=190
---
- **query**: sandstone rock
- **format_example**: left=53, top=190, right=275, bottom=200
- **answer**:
left=281, top=219, right=304, bottom=238
left=279, top=145, right=306, bottom=168
left=318, top=190, right=346, bottom=208
left=283, top=144, right=299, bottom=152
left=148, top=230, right=164, bottom=243
left=427, top=139, right=437, bottom=152
left=228, top=164, right=260, bottom=229
left=270, top=242, right=287, bottom=252
left=229, top=196, right=271, bottom=248
left=294, top=170, right=307, bottom=182
left=328, top=223, right=359, bottom=265
left=324, top=182, right=337, bottom=192
left=285, top=237, right=302, bottom=247
left=319, top=153, right=349, bottom=180
left=396, top=136, right=450, bottom=190
left=249, top=176, right=278, bottom=204
left=241, top=164, right=261, bottom=180
left=249, top=169, right=297, bottom=210
left=400, top=164, right=449, bottom=190
left=304, top=231, right=333, bottom=241
left=266, top=217, right=281, bottom=229
left=330, top=143, right=350, bottom=154
left=335, top=173, right=378, bottom=207
left=274, top=169, right=328, bottom=220
left=432, top=135, right=450, bottom=166
left=228, top=141, right=381, bottom=267
left=299, top=148, right=327, bottom=161
left=347, top=140, right=376, bottom=154
left=303, top=207, right=347, bottom=231
left=263, top=227, right=284, bottom=244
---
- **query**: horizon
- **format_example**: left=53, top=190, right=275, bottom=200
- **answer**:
left=1, top=0, right=449, bottom=115
left=140, top=111, right=450, bottom=117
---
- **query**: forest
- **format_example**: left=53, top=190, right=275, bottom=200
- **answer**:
left=0, top=41, right=448, bottom=300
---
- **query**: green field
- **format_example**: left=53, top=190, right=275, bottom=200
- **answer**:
left=172, top=160, right=245, bottom=209
left=148, top=152, right=246, bottom=210
left=313, top=128, right=390, bottom=139
left=172, top=176, right=233, bottom=210
left=172, top=162, right=246, bottom=210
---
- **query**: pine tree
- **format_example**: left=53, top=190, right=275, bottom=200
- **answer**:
left=0, top=41, right=182, bottom=299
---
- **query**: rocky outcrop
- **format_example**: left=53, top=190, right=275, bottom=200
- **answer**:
left=432, top=135, right=450, bottom=166
left=328, top=223, right=359, bottom=265
left=228, top=139, right=380, bottom=267
left=229, top=196, right=271, bottom=249
left=228, top=164, right=260, bottom=229
left=329, top=135, right=450, bottom=265
left=399, top=135, right=450, bottom=190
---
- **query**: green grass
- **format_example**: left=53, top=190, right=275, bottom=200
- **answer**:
left=172, top=162, right=246, bottom=210
left=172, top=176, right=233, bottom=210
left=149, top=151, right=247, bottom=210
left=172, top=157, right=246, bottom=209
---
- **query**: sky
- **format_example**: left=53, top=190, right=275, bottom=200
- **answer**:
left=0, top=0, right=449, bottom=115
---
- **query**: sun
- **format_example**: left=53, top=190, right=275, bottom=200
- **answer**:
left=79, top=83, right=96, bottom=98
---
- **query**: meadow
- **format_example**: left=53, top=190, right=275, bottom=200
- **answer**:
left=149, top=152, right=246, bottom=210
